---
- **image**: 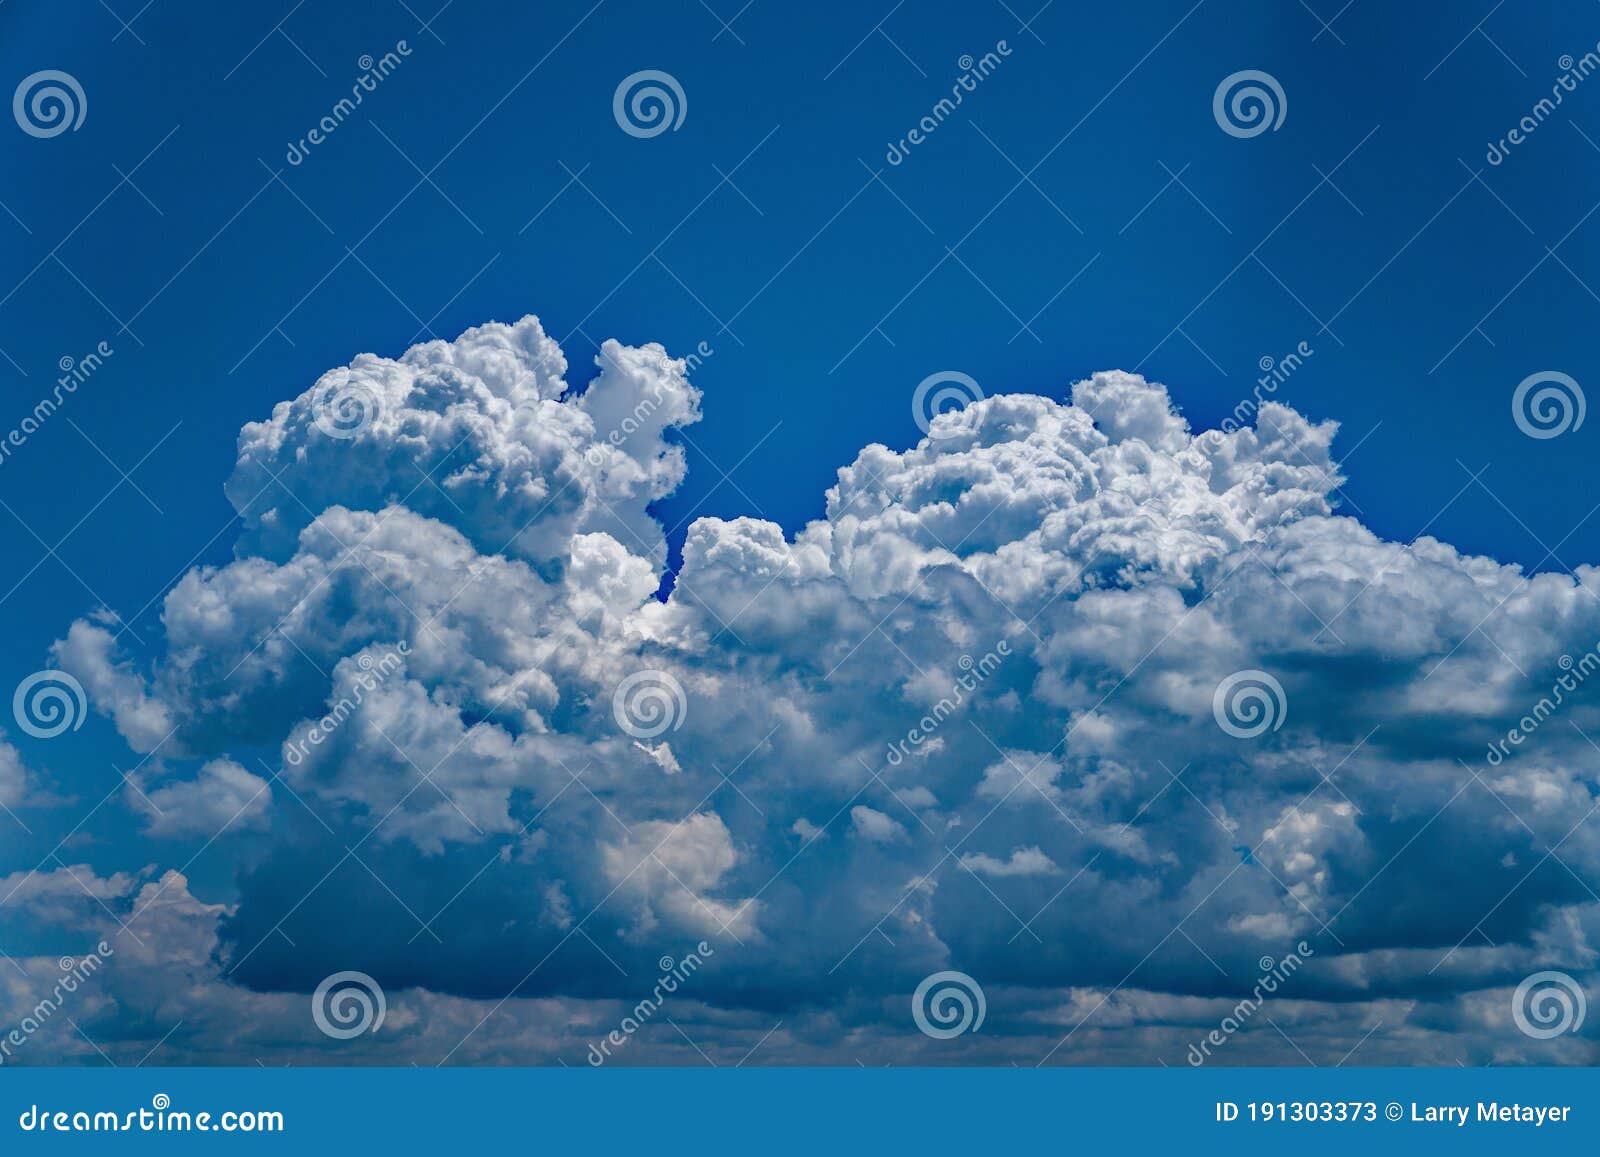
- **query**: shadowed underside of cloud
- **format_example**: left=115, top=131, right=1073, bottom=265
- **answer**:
left=10, top=314, right=1600, bottom=1066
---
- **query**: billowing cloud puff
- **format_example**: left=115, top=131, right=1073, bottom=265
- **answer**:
left=0, top=736, right=34, bottom=813
left=226, top=316, right=700, bottom=574
left=960, top=846, right=1058, bottom=878
left=15, top=315, right=1600, bottom=1066
left=134, top=758, right=272, bottom=838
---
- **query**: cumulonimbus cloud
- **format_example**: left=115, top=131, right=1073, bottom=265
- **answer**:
left=12, top=314, right=1600, bottom=1066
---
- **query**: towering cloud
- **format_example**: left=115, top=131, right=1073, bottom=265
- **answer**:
left=11, top=315, right=1597, bottom=1066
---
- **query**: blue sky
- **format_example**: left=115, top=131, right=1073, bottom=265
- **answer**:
left=3, top=0, right=1600, bottom=1065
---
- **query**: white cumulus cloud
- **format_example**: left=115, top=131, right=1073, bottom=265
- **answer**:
left=17, top=313, right=1600, bottom=1067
